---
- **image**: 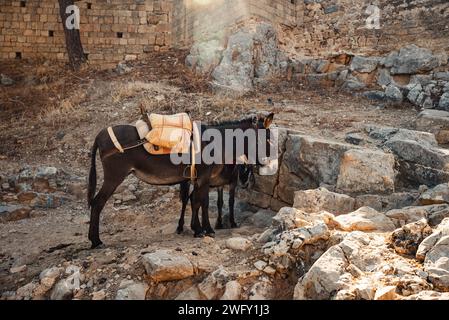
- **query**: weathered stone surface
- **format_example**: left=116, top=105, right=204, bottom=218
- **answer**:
left=335, top=207, right=396, bottom=232
left=50, top=279, right=73, bottom=300
left=293, top=188, right=355, bottom=216
left=142, top=250, right=194, bottom=282
left=198, top=267, right=229, bottom=300
left=439, top=92, right=449, bottom=110
left=388, top=45, right=440, bottom=75
left=416, top=218, right=449, bottom=262
left=115, top=280, right=148, bottom=300
left=424, top=235, right=449, bottom=290
left=420, top=183, right=449, bottom=205
left=272, top=207, right=311, bottom=231
left=374, top=286, right=398, bottom=300
left=186, top=39, right=224, bottom=74
left=0, top=205, right=32, bottom=223
left=283, top=134, right=353, bottom=186
left=350, top=56, right=379, bottom=73
left=247, top=209, right=277, bottom=228
left=385, top=84, right=403, bottom=102
left=336, top=149, right=396, bottom=194
left=342, top=75, right=366, bottom=91
left=405, top=291, right=449, bottom=300
left=390, top=219, right=433, bottom=255
left=415, top=109, right=449, bottom=144
left=175, top=286, right=202, bottom=300
left=226, top=237, right=252, bottom=251
left=220, top=281, right=242, bottom=300
left=248, top=281, right=272, bottom=300
left=386, top=204, right=449, bottom=227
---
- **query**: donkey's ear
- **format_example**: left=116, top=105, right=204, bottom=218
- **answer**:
left=264, top=112, right=274, bottom=128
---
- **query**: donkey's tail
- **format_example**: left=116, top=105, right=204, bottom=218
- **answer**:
left=87, top=139, right=99, bottom=208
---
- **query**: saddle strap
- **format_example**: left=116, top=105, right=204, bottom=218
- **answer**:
left=107, top=127, right=124, bottom=153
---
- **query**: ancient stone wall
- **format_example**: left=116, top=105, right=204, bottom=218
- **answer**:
left=0, top=0, right=173, bottom=64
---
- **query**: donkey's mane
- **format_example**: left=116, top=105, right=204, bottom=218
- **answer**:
left=205, top=115, right=256, bottom=128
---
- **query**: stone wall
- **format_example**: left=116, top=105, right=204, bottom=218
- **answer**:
left=0, top=0, right=173, bottom=63
left=285, top=0, right=449, bottom=58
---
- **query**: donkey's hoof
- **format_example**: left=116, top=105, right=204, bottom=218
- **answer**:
left=90, top=241, right=104, bottom=249
left=205, top=229, right=216, bottom=238
left=194, top=232, right=205, bottom=238
left=230, top=222, right=239, bottom=229
left=176, top=227, right=184, bottom=235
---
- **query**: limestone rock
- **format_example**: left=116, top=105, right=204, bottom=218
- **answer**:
left=294, top=188, right=355, bottom=216
left=175, top=286, right=202, bottom=300
left=115, top=280, right=148, bottom=300
left=0, top=205, right=32, bottom=223
left=198, top=267, right=229, bottom=300
left=50, top=279, right=73, bottom=300
left=374, top=286, right=397, bottom=300
left=142, top=250, right=194, bottom=282
left=226, top=237, right=252, bottom=251
left=336, top=149, right=396, bottom=194
left=404, top=291, right=449, bottom=300
left=420, top=183, right=449, bottom=205
left=220, top=281, right=242, bottom=300
left=385, top=84, right=403, bottom=102
left=388, top=45, right=440, bottom=75
left=417, top=218, right=449, bottom=262
left=335, top=207, right=396, bottom=232
left=350, top=56, right=379, bottom=73
left=423, top=235, right=449, bottom=290
left=248, top=281, right=272, bottom=300
left=386, top=204, right=449, bottom=227
left=415, top=109, right=449, bottom=144
left=439, top=92, right=449, bottom=111
left=390, top=219, right=433, bottom=255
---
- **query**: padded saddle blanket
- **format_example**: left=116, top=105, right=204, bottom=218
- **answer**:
left=136, top=113, right=192, bottom=155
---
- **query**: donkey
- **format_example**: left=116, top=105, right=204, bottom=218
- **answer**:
left=87, top=113, right=274, bottom=248
left=176, top=164, right=254, bottom=234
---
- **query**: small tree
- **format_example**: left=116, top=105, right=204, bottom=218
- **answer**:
left=58, top=0, right=86, bottom=70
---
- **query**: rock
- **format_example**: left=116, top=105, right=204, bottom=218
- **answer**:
left=254, top=261, right=268, bottom=271
left=186, top=39, right=224, bottom=74
left=1, top=74, right=14, bottom=86
left=350, top=56, right=379, bottom=73
left=248, top=281, right=271, bottom=300
left=416, top=218, right=449, bottom=262
left=439, top=92, right=449, bottom=110
left=293, top=188, right=355, bottom=216
left=115, top=62, right=132, bottom=75
left=92, top=290, right=106, bottom=300
left=272, top=207, right=310, bottom=231
left=220, top=281, right=242, bottom=300
left=39, top=267, right=62, bottom=288
left=226, top=237, right=252, bottom=251
left=405, top=290, right=449, bottom=300
left=342, top=75, right=366, bottom=91
left=345, top=132, right=366, bottom=145
left=336, top=148, right=396, bottom=194
left=416, top=109, right=449, bottom=144
left=423, top=235, right=449, bottom=290
left=211, top=22, right=280, bottom=95
left=388, top=45, right=440, bottom=75
left=362, top=90, right=386, bottom=101
left=248, top=209, right=277, bottom=228
left=420, top=183, right=449, bottom=205
left=390, top=219, right=433, bottom=255
left=175, top=286, right=202, bottom=300
left=0, top=205, right=32, bottom=223
left=10, top=265, right=27, bottom=274
left=377, top=69, right=393, bottom=87
left=198, top=267, right=229, bottom=300
left=335, top=207, right=396, bottom=232
left=16, top=282, right=36, bottom=299
left=374, top=286, right=397, bottom=300
left=142, top=250, right=194, bottom=282
left=385, top=136, right=449, bottom=171
left=386, top=204, right=449, bottom=227
left=50, top=279, right=73, bottom=300
left=385, top=84, right=403, bottom=102
left=115, top=280, right=148, bottom=300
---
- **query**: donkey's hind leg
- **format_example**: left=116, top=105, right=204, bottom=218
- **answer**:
left=177, top=181, right=190, bottom=234
left=89, top=168, right=129, bottom=249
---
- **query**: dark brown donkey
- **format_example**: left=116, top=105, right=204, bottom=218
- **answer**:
left=176, top=165, right=254, bottom=234
left=87, top=113, right=274, bottom=248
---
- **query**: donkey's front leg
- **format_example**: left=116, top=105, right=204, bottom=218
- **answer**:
left=199, top=184, right=215, bottom=237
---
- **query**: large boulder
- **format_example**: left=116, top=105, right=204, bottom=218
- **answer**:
left=336, top=149, right=396, bottom=194
left=386, top=204, right=449, bottom=227
left=142, top=250, right=194, bottom=282
left=350, top=56, right=379, bottom=73
left=186, top=39, right=225, bottom=74
left=198, top=267, right=230, bottom=300
left=416, top=218, right=449, bottom=262
left=115, top=280, right=148, bottom=300
left=335, top=207, right=396, bottom=232
left=423, top=236, right=449, bottom=291
left=386, top=45, right=440, bottom=75
left=293, top=188, right=355, bottom=216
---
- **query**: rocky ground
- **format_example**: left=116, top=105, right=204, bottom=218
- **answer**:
left=1, top=50, right=449, bottom=300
